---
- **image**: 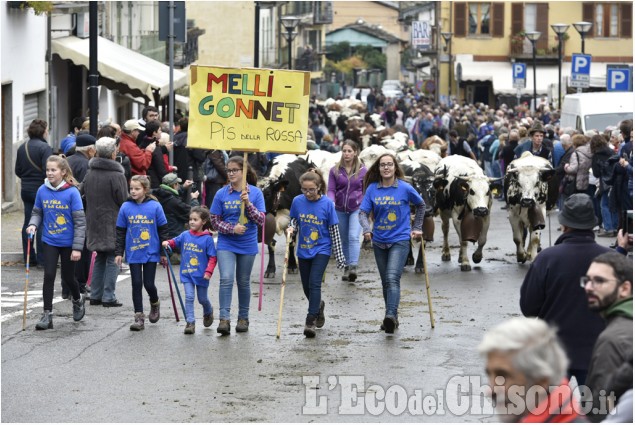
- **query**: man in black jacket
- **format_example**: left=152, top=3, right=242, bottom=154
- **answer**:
left=154, top=173, right=199, bottom=240
left=15, top=119, right=52, bottom=266
left=520, top=194, right=612, bottom=386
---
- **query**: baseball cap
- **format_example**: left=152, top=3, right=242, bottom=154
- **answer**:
left=162, top=173, right=182, bottom=186
left=123, top=119, right=145, bottom=132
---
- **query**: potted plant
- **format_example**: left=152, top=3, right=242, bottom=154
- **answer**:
left=511, top=31, right=526, bottom=54
left=7, top=1, right=52, bottom=15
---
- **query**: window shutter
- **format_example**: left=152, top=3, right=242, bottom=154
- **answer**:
left=492, top=2, right=504, bottom=37
left=536, top=3, right=549, bottom=51
left=621, top=2, right=632, bottom=38
left=511, top=2, right=523, bottom=36
left=454, top=2, right=466, bottom=37
left=582, top=3, right=594, bottom=38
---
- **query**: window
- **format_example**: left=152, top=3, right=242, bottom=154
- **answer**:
left=595, top=3, right=618, bottom=37
left=468, top=3, right=491, bottom=35
left=511, top=3, right=548, bottom=51
left=583, top=2, right=632, bottom=38
left=454, top=2, right=504, bottom=38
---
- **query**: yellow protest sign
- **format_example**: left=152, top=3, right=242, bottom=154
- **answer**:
left=188, top=65, right=310, bottom=154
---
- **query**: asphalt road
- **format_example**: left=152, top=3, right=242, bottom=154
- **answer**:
left=0, top=202, right=615, bottom=422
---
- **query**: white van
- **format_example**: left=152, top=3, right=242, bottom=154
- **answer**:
left=560, top=92, right=633, bottom=133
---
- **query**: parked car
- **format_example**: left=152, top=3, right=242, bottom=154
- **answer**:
left=349, top=86, right=372, bottom=103
left=381, top=80, right=403, bottom=99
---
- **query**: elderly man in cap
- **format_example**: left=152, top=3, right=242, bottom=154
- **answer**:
left=118, top=119, right=155, bottom=177
left=479, top=317, right=586, bottom=423
left=520, top=193, right=612, bottom=386
left=154, top=172, right=199, bottom=241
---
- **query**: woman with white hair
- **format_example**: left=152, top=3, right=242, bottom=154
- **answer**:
left=479, top=317, right=585, bottom=423
left=80, top=137, right=129, bottom=307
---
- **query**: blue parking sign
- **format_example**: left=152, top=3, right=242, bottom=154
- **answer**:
left=512, top=63, right=526, bottom=89
left=607, top=68, right=632, bottom=92
left=571, top=54, right=592, bottom=88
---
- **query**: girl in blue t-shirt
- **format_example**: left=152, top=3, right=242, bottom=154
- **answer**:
left=359, top=153, right=425, bottom=334
left=162, top=206, right=217, bottom=335
left=287, top=170, right=346, bottom=338
left=210, top=156, right=265, bottom=336
left=27, top=155, right=86, bottom=330
left=115, top=175, right=169, bottom=331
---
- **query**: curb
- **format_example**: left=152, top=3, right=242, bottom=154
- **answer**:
left=1, top=252, right=24, bottom=263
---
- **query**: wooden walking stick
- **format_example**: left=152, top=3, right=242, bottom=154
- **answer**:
left=276, top=235, right=292, bottom=339
left=22, top=233, right=33, bottom=331
left=238, top=152, right=249, bottom=225
left=421, top=240, right=435, bottom=328
left=86, top=251, right=97, bottom=289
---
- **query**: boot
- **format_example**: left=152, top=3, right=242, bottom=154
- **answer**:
left=35, top=310, right=53, bottom=330
left=382, top=315, right=398, bottom=334
left=217, top=319, right=230, bottom=336
left=130, top=313, right=145, bottom=331
left=184, top=322, right=195, bottom=334
left=203, top=312, right=214, bottom=328
left=316, top=300, right=326, bottom=328
left=348, top=265, right=358, bottom=282
left=304, top=315, right=317, bottom=338
left=341, top=266, right=349, bottom=282
left=72, top=294, right=86, bottom=321
left=148, top=300, right=160, bottom=323
left=236, top=318, right=249, bottom=333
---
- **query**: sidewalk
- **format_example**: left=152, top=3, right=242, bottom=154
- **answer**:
left=1, top=209, right=25, bottom=264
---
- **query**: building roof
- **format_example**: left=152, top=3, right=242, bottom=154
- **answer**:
left=328, top=21, right=405, bottom=44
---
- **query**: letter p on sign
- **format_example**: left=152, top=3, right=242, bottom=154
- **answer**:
left=607, top=68, right=631, bottom=92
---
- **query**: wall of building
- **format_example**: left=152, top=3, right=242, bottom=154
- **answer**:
left=188, top=1, right=255, bottom=68
left=330, top=1, right=406, bottom=40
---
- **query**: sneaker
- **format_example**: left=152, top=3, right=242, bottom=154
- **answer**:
left=184, top=322, right=195, bottom=334
left=89, top=299, right=102, bottom=306
left=316, top=300, right=326, bottom=328
left=72, top=294, right=86, bottom=321
left=382, top=316, right=398, bottom=334
left=348, top=265, right=358, bottom=282
left=35, top=310, right=53, bottom=330
left=597, top=229, right=617, bottom=237
left=130, top=313, right=145, bottom=331
left=148, top=300, right=160, bottom=323
left=102, top=300, right=123, bottom=307
left=304, top=315, right=317, bottom=338
left=217, top=319, right=231, bottom=336
left=236, top=318, right=249, bottom=333
left=341, top=266, right=349, bottom=282
left=203, top=312, right=214, bottom=328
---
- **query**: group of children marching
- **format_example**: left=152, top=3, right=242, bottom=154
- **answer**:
left=27, top=144, right=424, bottom=337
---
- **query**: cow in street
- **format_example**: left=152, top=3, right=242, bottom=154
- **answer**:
left=434, top=155, right=493, bottom=271
left=504, top=152, right=556, bottom=263
left=258, top=155, right=312, bottom=277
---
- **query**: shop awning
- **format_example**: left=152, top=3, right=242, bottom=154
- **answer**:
left=455, top=60, right=610, bottom=95
left=52, top=36, right=188, bottom=101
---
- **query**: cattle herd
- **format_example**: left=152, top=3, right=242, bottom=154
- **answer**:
left=256, top=108, right=558, bottom=275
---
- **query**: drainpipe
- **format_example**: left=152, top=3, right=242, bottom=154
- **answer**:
left=89, top=1, right=98, bottom=136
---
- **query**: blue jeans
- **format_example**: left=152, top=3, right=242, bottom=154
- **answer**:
left=21, top=189, right=44, bottom=265
left=298, top=255, right=330, bottom=317
left=217, top=250, right=255, bottom=321
left=129, top=262, right=159, bottom=313
left=601, top=192, right=618, bottom=231
left=90, top=251, right=119, bottom=303
left=372, top=240, right=410, bottom=318
left=336, top=210, right=362, bottom=266
left=183, top=282, right=213, bottom=324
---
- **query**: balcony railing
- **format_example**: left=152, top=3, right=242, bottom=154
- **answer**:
left=509, top=38, right=560, bottom=63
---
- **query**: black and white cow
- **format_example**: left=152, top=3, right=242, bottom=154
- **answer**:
left=258, top=155, right=312, bottom=277
left=504, top=152, right=556, bottom=263
left=434, top=155, right=493, bottom=271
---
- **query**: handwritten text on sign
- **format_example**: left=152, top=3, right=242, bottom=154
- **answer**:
left=188, top=66, right=310, bottom=153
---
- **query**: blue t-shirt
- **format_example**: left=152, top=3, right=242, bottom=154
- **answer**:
left=360, top=180, right=423, bottom=244
left=116, top=199, right=167, bottom=263
left=211, top=184, right=266, bottom=255
left=289, top=195, right=338, bottom=259
left=172, top=230, right=217, bottom=287
left=35, top=184, right=83, bottom=248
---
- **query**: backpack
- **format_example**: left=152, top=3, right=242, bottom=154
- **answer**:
left=601, top=154, right=621, bottom=187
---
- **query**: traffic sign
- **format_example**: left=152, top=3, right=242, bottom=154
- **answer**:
left=512, top=63, right=526, bottom=89
left=570, top=53, right=592, bottom=88
left=606, top=66, right=632, bottom=92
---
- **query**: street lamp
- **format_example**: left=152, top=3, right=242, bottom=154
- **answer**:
left=280, top=16, right=300, bottom=70
left=573, top=21, right=593, bottom=54
left=550, top=23, right=569, bottom=110
left=525, top=31, right=541, bottom=114
left=441, top=32, right=453, bottom=97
